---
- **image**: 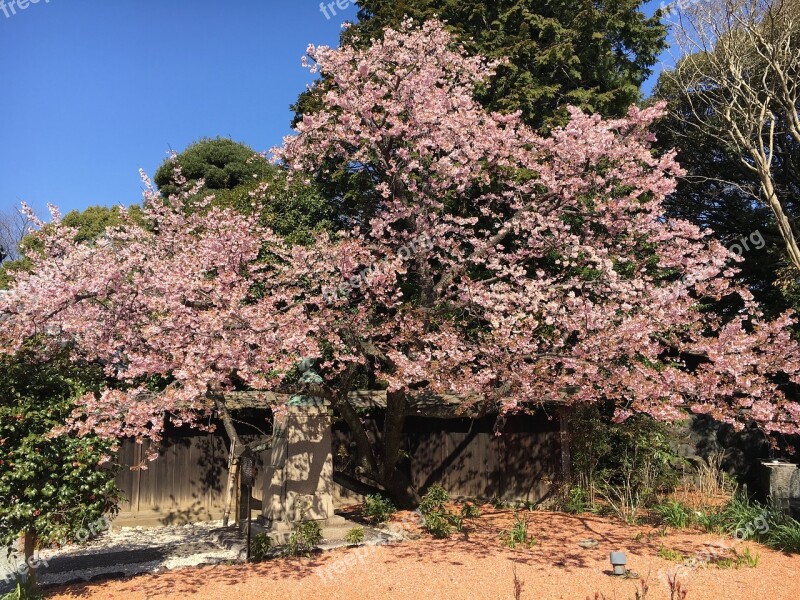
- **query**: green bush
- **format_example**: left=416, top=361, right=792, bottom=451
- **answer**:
left=422, top=510, right=455, bottom=538
left=1, top=573, right=44, bottom=600
left=363, top=494, right=396, bottom=524
left=561, top=485, right=589, bottom=514
left=250, top=532, right=273, bottom=562
left=460, top=503, right=482, bottom=519
left=284, top=520, right=323, bottom=557
left=0, top=348, right=122, bottom=552
left=419, top=485, right=463, bottom=538
left=654, top=500, right=693, bottom=529
left=345, top=526, right=365, bottom=545
left=500, top=514, right=535, bottom=549
left=767, top=518, right=800, bottom=553
left=419, top=485, right=449, bottom=514
left=568, top=404, right=685, bottom=511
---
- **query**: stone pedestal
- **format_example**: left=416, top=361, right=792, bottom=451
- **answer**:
left=759, top=461, right=800, bottom=515
left=262, top=397, right=337, bottom=532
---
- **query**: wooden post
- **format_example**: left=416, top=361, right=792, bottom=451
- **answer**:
left=558, top=406, right=572, bottom=482
left=234, top=463, right=241, bottom=527
left=245, top=489, right=252, bottom=562
left=222, top=438, right=237, bottom=527
left=22, top=531, right=36, bottom=585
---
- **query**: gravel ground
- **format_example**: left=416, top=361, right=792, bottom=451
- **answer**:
left=0, top=521, right=239, bottom=594
left=46, top=508, right=800, bottom=600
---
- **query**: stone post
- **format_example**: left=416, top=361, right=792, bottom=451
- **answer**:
left=759, top=460, right=800, bottom=515
left=262, top=397, right=336, bottom=531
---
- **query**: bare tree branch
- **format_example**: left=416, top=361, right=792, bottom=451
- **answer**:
left=0, top=205, right=33, bottom=263
left=666, top=0, right=800, bottom=270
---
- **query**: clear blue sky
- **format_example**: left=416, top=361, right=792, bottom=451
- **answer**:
left=0, top=0, right=670, bottom=217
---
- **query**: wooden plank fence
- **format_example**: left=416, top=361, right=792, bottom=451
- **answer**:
left=114, top=432, right=267, bottom=527
left=114, top=412, right=561, bottom=525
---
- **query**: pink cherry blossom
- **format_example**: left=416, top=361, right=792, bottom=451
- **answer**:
left=2, top=19, right=799, bottom=450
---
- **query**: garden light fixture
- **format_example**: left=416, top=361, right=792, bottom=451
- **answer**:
left=610, top=551, right=627, bottom=576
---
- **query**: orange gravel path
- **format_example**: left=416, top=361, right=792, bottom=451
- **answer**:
left=48, top=509, right=800, bottom=600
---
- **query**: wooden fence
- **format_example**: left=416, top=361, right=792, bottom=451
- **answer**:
left=114, top=431, right=267, bottom=526
left=113, top=412, right=561, bottom=526
left=333, top=413, right=561, bottom=505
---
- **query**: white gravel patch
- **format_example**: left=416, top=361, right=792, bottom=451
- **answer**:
left=0, top=521, right=241, bottom=593
left=55, top=520, right=229, bottom=557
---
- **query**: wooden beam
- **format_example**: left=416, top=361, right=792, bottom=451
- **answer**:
left=223, top=389, right=570, bottom=420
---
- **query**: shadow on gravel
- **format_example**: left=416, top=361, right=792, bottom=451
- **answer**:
left=42, top=548, right=168, bottom=575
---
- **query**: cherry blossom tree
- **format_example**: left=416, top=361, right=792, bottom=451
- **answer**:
left=3, top=20, right=800, bottom=506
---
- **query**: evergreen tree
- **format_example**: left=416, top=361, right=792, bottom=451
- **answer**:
left=294, top=0, right=667, bottom=130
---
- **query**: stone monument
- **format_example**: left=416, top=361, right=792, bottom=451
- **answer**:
left=260, top=363, right=346, bottom=540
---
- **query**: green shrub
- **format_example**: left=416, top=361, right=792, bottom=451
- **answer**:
left=422, top=510, right=455, bottom=538
left=500, top=514, right=535, bottom=549
left=561, top=485, right=589, bottom=514
left=419, top=485, right=449, bottom=514
left=363, top=494, right=396, bottom=524
left=1, top=573, right=43, bottom=600
left=569, top=404, right=685, bottom=512
left=461, top=503, right=482, bottom=519
left=345, top=526, right=365, bottom=545
left=284, top=520, right=323, bottom=557
left=419, top=485, right=462, bottom=538
left=654, top=500, right=693, bottom=528
left=250, top=532, right=273, bottom=562
left=767, top=519, right=800, bottom=553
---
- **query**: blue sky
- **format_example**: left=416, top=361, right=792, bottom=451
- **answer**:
left=0, top=0, right=671, bottom=217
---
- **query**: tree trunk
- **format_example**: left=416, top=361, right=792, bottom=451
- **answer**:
left=759, top=171, right=800, bottom=271
left=379, top=390, right=420, bottom=508
left=381, top=391, right=408, bottom=480
left=222, top=438, right=238, bottom=527
left=381, top=467, right=421, bottom=509
left=333, top=390, right=421, bottom=508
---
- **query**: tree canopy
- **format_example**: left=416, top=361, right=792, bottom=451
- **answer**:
left=0, top=345, right=121, bottom=550
left=153, top=137, right=272, bottom=198
left=4, top=21, right=800, bottom=505
left=654, top=0, right=800, bottom=319
left=294, top=0, right=667, bottom=130
left=657, top=0, right=800, bottom=274
left=154, top=137, right=336, bottom=245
